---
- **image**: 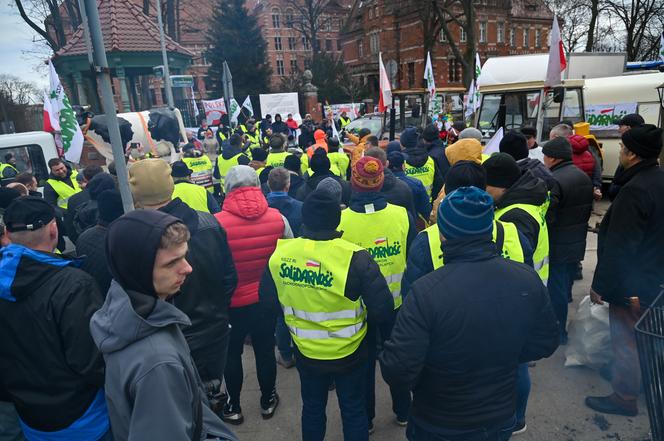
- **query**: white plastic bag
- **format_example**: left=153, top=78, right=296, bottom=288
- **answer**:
left=564, top=295, right=612, bottom=369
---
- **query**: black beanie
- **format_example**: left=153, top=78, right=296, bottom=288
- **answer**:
left=482, top=153, right=522, bottom=188
left=622, top=124, right=663, bottom=159
left=97, top=189, right=124, bottom=225
left=422, top=124, right=439, bottom=142
left=499, top=131, right=529, bottom=161
left=446, top=160, right=487, bottom=193
left=251, top=148, right=268, bottom=162
left=284, top=154, right=301, bottom=173
left=310, top=151, right=331, bottom=174
left=302, top=190, right=341, bottom=232
left=542, top=137, right=573, bottom=161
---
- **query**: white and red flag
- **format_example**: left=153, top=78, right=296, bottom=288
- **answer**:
left=378, top=52, right=392, bottom=113
left=545, top=15, right=567, bottom=87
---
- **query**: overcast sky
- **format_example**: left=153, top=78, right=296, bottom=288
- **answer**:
left=0, top=1, right=51, bottom=90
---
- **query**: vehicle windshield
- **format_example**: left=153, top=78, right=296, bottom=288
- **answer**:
left=478, top=91, right=540, bottom=138
left=345, top=117, right=382, bottom=137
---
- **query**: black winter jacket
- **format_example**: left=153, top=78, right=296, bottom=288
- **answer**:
left=592, top=159, right=664, bottom=307
left=65, top=188, right=90, bottom=242
left=379, top=236, right=559, bottom=430
left=426, top=138, right=450, bottom=195
left=380, top=169, right=417, bottom=220
left=546, top=160, right=593, bottom=263
left=160, top=199, right=238, bottom=377
left=0, top=245, right=105, bottom=431
left=495, top=170, right=548, bottom=251
left=517, top=158, right=556, bottom=190
left=296, top=171, right=352, bottom=205
left=77, top=225, right=113, bottom=293
left=405, top=143, right=444, bottom=201
left=260, top=229, right=395, bottom=374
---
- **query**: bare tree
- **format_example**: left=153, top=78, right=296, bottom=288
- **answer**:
left=13, top=0, right=81, bottom=52
left=432, top=0, right=477, bottom=88
left=285, top=0, right=329, bottom=55
left=606, top=0, right=664, bottom=60
left=0, top=75, right=40, bottom=106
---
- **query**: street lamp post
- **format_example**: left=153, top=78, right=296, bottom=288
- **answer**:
left=154, top=0, right=175, bottom=109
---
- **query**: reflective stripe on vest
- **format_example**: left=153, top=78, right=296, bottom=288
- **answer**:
left=495, top=203, right=549, bottom=285
left=46, top=171, right=81, bottom=209
left=182, top=156, right=214, bottom=191
left=268, top=237, right=367, bottom=360
left=338, top=203, right=409, bottom=309
left=425, top=220, right=525, bottom=269
left=172, top=182, right=209, bottom=213
left=216, top=153, right=242, bottom=189
left=404, top=156, right=435, bottom=197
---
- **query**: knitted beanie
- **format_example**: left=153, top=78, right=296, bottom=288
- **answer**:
left=482, top=153, right=522, bottom=189
left=499, top=131, right=529, bottom=161
left=351, top=156, right=384, bottom=192
left=129, top=159, right=174, bottom=207
left=542, top=137, right=573, bottom=161
left=302, top=190, right=341, bottom=232
left=437, top=186, right=494, bottom=240
left=622, top=124, right=663, bottom=159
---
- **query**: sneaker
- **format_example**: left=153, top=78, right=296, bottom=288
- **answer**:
left=276, top=352, right=295, bottom=369
left=395, top=416, right=408, bottom=427
left=261, top=390, right=280, bottom=419
left=512, top=421, right=527, bottom=435
left=221, top=402, right=244, bottom=425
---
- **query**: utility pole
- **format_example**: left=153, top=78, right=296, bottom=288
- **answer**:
left=154, top=0, right=175, bottom=109
left=81, top=0, right=134, bottom=213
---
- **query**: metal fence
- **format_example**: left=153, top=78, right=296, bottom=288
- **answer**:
left=635, top=288, right=664, bottom=441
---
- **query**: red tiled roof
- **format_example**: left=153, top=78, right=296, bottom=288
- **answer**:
left=56, top=0, right=193, bottom=58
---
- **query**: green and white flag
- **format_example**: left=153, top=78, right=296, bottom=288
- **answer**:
left=48, top=60, right=84, bottom=163
left=465, top=53, right=482, bottom=119
left=241, top=96, right=254, bottom=117
left=229, top=98, right=241, bottom=124
left=424, top=52, right=436, bottom=114
left=660, top=31, right=664, bottom=63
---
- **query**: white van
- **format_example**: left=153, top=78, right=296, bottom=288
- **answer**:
left=0, top=131, right=59, bottom=187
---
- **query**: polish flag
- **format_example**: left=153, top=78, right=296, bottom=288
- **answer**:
left=378, top=53, right=392, bottom=113
left=545, top=15, right=567, bottom=87
left=306, top=260, right=321, bottom=268
left=43, top=90, right=59, bottom=133
left=374, top=238, right=387, bottom=245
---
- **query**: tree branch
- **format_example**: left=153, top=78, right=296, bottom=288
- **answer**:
left=14, top=0, right=58, bottom=51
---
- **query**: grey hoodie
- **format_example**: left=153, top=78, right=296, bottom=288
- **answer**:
left=90, top=281, right=238, bottom=441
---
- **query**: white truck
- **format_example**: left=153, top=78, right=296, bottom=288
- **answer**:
left=475, top=53, right=663, bottom=181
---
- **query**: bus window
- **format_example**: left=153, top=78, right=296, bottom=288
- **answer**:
left=0, top=145, right=48, bottom=185
left=478, top=94, right=502, bottom=137
left=541, top=90, right=562, bottom=140
left=562, top=88, right=583, bottom=124
left=505, top=92, right=539, bottom=130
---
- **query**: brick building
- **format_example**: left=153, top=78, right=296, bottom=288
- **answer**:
left=248, top=0, right=352, bottom=89
left=340, top=0, right=554, bottom=95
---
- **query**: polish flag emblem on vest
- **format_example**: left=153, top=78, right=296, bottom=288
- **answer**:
left=374, top=238, right=387, bottom=245
left=306, top=260, right=321, bottom=268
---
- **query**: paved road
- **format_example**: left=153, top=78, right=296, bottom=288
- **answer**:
left=230, top=201, right=652, bottom=441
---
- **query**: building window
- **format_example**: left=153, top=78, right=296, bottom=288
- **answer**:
left=358, top=39, right=364, bottom=57
left=510, top=27, right=515, bottom=47
left=460, top=27, right=467, bottom=43
left=274, top=37, right=282, bottom=51
left=290, top=59, right=298, bottom=72
left=276, top=59, right=285, bottom=76
left=325, top=39, right=332, bottom=51
left=337, top=39, right=342, bottom=51
left=302, top=37, right=311, bottom=50
left=479, top=22, right=487, bottom=43
left=448, top=57, right=460, bottom=82
left=535, top=28, right=542, bottom=47
left=285, top=10, right=294, bottom=28
left=271, top=9, right=280, bottom=28
left=523, top=28, right=529, bottom=48
left=288, top=36, right=296, bottom=50
left=439, top=29, right=447, bottom=42
left=369, top=32, right=380, bottom=54
left=497, top=22, right=504, bottom=44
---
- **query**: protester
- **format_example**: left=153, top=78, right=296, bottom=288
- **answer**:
left=421, top=123, right=450, bottom=189
left=181, top=143, right=215, bottom=192
left=13, top=172, right=40, bottom=197
left=71, top=172, right=116, bottom=236
left=171, top=161, right=221, bottom=214
left=499, top=130, right=556, bottom=190
left=90, top=210, right=238, bottom=440
left=380, top=186, right=559, bottom=441
left=267, top=167, right=303, bottom=237
left=0, top=197, right=110, bottom=440
left=296, top=150, right=351, bottom=205
left=286, top=113, right=299, bottom=132
left=520, top=126, right=543, bottom=162
left=214, top=134, right=251, bottom=190
left=284, top=154, right=306, bottom=198
left=129, top=158, right=238, bottom=410
left=542, top=137, right=593, bottom=345
left=6, top=183, right=27, bottom=196
left=0, top=154, right=18, bottom=179
left=64, top=165, right=103, bottom=241
left=401, top=128, right=440, bottom=200
left=609, top=114, right=645, bottom=200
left=271, top=114, right=290, bottom=136
left=567, top=135, right=602, bottom=195
left=307, top=129, right=329, bottom=157
left=243, top=123, right=264, bottom=150
left=43, top=158, right=82, bottom=211
left=586, top=124, right=664, bottom=417
left=458, top=127, right=483, bottom=143
left=76, top=189, right=124, bottom=294
left=387, top=151, right=432, bottom=221
left=339, top=111, right=351, bottom=129
left=549, top=124, right=573, bottom=140
left=363, top=147, right=417, bottom=220
left=327, top=137, right=350, bottom=179
left=249, top=147, right=268, bottom=177
left=338, top=156, right=414, bottom=430
left=215, top=165, right=292, bottom=424
left=197, top=118, right=209, bottom=140
left=267, top=134, right=308, bottom=173
left=347, top=127, right=372, bottom=166
left=260, top=189, right=394, bottom=441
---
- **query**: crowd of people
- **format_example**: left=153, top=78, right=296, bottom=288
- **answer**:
left=0, top=110, right=662, bottom=441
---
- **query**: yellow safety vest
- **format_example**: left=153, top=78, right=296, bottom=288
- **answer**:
left=46, top=170, right=81, bottom=209
left=404, top=156, right=435, bottom=197
left=425, top=220, right=525, bottom=269
left=171, top=181, right=210, bottom=213
left=338, top=203, right=409, bottom=309
left=339, top=116, right=351, bottom=129
left=267, top=151, right=309, bottom=174
left=305, top=162, right=342, bottom=178
left=495, top=203, right=549, bottom=285
left=246, top=132, right=262, bottom=149
left=0, top=163, right=18, bottom=177
left=268, top=237, right=367, bottom=360
left=328, top=151, right=350, bottom=179
left=216, top=153, right=243, bottom=189
left=182, top=156, right=214, bottom=192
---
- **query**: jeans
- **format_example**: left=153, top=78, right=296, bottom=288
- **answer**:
left=406, top=415, right=516, bottom=441
left=275, top=315, right=294, bottom=360
left=548, top=262, right=577, bottom=341
left=515, top=363, right=530, bottom=426
left=224, top=303, right=277, bottom=406
left=610, top=300, right=643, bottom=402
left=0, top=401, right=25, bottom=441
left=297, top=361, right=368, bottom=441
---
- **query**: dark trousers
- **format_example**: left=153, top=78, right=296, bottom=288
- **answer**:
left=366, top=323, right=411, bottom=422
left=275, top=315, right=294, bottom=360
left=515, top=363, right=530, bottom=426
left=610, top=300, right=643, bottom=402
left=297, top=361, right=369, bottom=441
left=191, top=325, right=231, bottom=383
left=406, top=415, right=516, bottom=441
left=224, top=303, right=277, bottom=406
left=548, top=262, right=577, bottom=341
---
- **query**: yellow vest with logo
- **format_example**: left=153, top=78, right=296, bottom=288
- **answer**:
left=495, top=203, right=549, bottom=284
left=216, top=153, right=243, bottom=189
left=425, top=220, right=524, bottom=269
left=172, top=181, right=209, bottom=213
left=328, top=151, right=350, bottom=179
left=268, top=237, right=367, bottom=360
left=338, top=203, right=408, bottom=309
left=47, top=170, right=81, bottom=209
left=182, top=156, right=214, bottom=192
left=405, top=156, right=435, bottom=197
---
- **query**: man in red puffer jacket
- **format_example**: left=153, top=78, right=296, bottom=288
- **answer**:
left=568, top=134, right=595, bottom=177
left=215, top=165, right=293, bottom=425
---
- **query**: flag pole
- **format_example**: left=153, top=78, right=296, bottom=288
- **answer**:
left=154, top=0, right=175, bottom=109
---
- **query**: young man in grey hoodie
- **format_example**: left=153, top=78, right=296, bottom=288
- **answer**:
left=90, top=210, right=238, bottom=441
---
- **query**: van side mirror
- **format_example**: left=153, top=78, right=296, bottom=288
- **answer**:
left=553, top=87, right=565, bottom=103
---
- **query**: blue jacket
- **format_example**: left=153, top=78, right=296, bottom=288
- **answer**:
left=267, top=192, right=303, bottom=237
left=393, top=170, right=432, bottom=221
